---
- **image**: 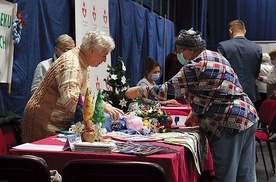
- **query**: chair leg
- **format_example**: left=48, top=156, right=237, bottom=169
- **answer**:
left=259, top=142, right=269, bottom=180
left=256, top=150, right=258, bottom=163
left=266, top=141, right=275, bottom=174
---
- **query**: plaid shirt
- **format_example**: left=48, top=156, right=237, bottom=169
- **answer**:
left=141, top=50, right=258, bottom=140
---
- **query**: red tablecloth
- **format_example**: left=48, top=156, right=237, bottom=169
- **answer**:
left=161, top=104, right=192, bottom=116
left=9, top=135, right=213, bottom=182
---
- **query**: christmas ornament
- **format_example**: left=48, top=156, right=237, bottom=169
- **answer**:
left=125, top=112, right=143, bottom=132
left=102, top=56, right=134, bottom=112
left=119, top=97, right=127, bottom=108
left=73, top=93, right=84, bottom=124
left=92, top=89, right=106, bottom=124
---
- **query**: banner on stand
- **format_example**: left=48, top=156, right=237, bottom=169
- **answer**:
left=75, top=0, right=110, bottom=95
left=0, top=0, right=17, bottom=85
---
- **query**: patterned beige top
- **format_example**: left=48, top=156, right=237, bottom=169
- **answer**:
left=22, top=48, right=89, bottom=142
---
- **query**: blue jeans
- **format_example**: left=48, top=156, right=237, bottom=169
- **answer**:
left=210, top=123, right=258, bottom=182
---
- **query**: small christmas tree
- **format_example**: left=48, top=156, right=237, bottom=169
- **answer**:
left=102, top=57, right=132, bottom=112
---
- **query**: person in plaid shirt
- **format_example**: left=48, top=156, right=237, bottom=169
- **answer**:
left=126, top=28, right=258, bottom=182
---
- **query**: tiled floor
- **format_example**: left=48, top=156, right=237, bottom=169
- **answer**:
left=256, top=136, right=276, bottom=182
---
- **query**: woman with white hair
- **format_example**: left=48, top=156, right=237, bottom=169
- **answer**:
left=22, top=30, right=123, bottom=142
left=258, top=49, right=276, bottom=99
left=255, top=53, right=273, bottom=111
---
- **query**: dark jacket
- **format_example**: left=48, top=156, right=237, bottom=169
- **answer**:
left=217, top=36, right=262, bottom=102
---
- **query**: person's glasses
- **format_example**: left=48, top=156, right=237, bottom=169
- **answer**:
left=176, top=48, right=185, bottom=54
left=58, top=47, right=70, bottom=53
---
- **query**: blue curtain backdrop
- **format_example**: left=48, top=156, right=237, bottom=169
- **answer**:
left=109, top=0, right=176, bottom=86
left=0, top=0, right=276, bottom=117
left=0, top=0, right=73, bottom=116
left=0, top=0, right=175, bottom=116
left=207, top=0, right=276, bottom=50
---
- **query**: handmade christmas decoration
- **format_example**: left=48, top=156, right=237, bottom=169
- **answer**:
left=83, top=88, right=93, bottom=121
left=102, top=56, right=133, bottom=112
left=69, top=122, right=85, bottom=134
left=73, top=93, right=84, bottom=124
left=81, top=88, right=95, bottom=142
left=92, top=89, right=106, bottom=124
left=81, top=120, right=95, bottom=142
left=110, top=117, right=127, bottom=131
left=125, top=112, right=143, bottom=132
left=136, top=103, right=173, bottom=133
left=12, top=11, right=26, bottom=44
left=91, top=89, right=106, bottom=141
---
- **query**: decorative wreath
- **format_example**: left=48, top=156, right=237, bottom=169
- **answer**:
left=12, top=11, right=26, bottom=44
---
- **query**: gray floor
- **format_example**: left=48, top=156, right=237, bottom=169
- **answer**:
left=256, top=136, right=276, bottom=182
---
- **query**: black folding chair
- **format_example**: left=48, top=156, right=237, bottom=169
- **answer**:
left=62, top=160, right=167, bottom=182
left=0, top=155, right=51, bottom=182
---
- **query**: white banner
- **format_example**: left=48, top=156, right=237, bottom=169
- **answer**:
left=75, top=0, right=110, bottom=95
left=0, top=0, right=17, bottom=84
left=254, top=41, right=276, bottom=54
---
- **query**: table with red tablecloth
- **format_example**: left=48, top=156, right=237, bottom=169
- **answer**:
left=161, top=104, right=192, bottom=126
left=9, top=134, right=213, bottom=182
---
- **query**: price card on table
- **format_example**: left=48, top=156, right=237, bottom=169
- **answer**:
left=62, top=133, right=81, bottom=151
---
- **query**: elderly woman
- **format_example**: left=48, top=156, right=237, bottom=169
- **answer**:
left=257, top=49, right=276, bottom=100
left=255, top=53, right=273, bottom=111
left=22, top=30, right=123, bottom=142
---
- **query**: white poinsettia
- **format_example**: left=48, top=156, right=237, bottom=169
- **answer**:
left=110, top=74, right=117, bottom=80
left=121, top=76, right=126, bottom=84
left=119, top=97, right=127, bottom=108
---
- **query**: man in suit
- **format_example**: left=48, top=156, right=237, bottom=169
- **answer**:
left=217, top=20, right=262, bottom=106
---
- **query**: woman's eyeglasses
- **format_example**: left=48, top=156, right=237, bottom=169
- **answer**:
left=57, top=47, right=70, bottom=53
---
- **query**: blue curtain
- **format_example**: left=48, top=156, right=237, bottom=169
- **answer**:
left=109, top=0, right=176, bottom=86
left=0, top=0, right=73, bottom=116
left=0, top=0, right=176, bottom=116
left=175, top=0, right=276, bottom=50
left=207, top=0, right=276, bottom=50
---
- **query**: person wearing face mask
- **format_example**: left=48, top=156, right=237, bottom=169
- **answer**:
left=257, top=49, right=276, bottom=99
left=176, top=48, right=190, bottom=66
left=137, top=56, right=180, bottom=105
left=126, top=28, right=259, bottom=182
left=22, top=30, right=124, bottom=142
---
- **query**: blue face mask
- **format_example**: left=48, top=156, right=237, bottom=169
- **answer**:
left=177, top=53, right=189, bottom=65
left=151, top=73, right=160, bottom=81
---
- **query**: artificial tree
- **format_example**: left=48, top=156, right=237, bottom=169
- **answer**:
left=102, top=57, right=133, bottom=112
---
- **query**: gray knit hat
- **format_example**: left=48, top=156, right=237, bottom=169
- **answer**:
left=174, top=28, right=206, bottom=50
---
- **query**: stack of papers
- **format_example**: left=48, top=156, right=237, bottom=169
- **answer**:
left=74, top=142, right=117, bottom=153
left=115, top=142, right=179, bottom=156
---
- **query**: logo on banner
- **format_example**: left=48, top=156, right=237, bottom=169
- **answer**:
left=92, top=6, right=96, bottom=21
left=82, top=2, right=87, bottom=17
left=105, top=75, right=110, bottom=90
left=103, top=9, right=107, bottom=24
left=96, top=76, right=100, bottom=90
